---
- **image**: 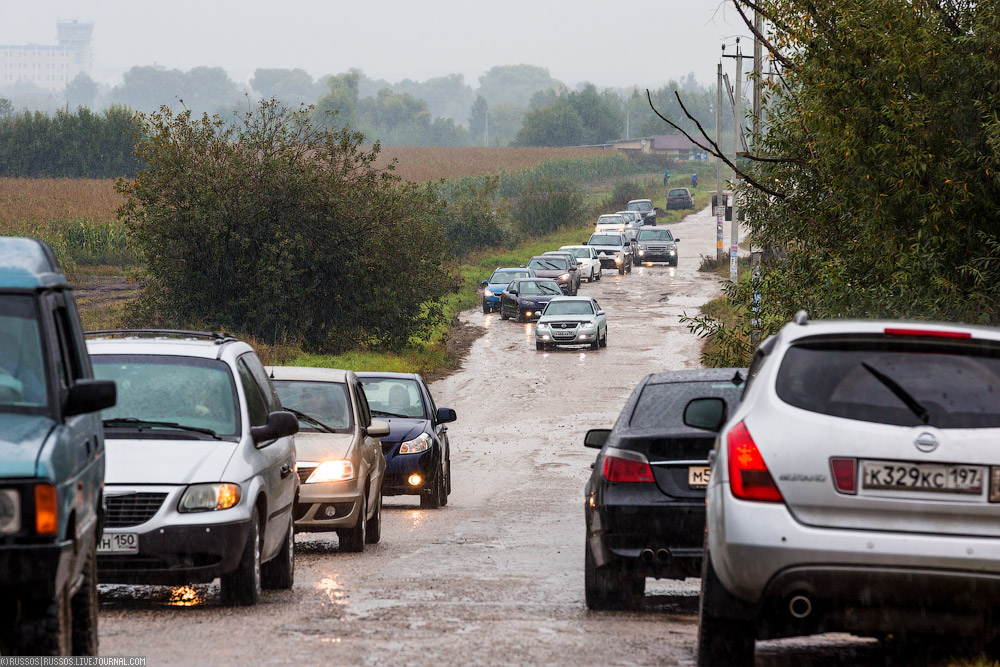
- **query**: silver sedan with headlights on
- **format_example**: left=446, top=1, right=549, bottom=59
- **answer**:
left=271, top=367, right=388, bottom=552
left=635, top=226, right=679, bottom=266
left=535, top=296, right=608, bottom=351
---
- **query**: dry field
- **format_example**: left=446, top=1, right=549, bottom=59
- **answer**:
left=0, top=177, right=122, bottom=224
left=371, top=146, right=602, bottom=182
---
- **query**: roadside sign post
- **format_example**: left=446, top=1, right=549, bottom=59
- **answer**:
left=714, top=204, right=725, bottom=260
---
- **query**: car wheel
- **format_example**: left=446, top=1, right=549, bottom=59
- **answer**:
left=626, top=259, right=632, bottom=274
left=536, top=342, right=544, bottom=351
left=261, top=516, right=294, bottom=589
left=482, top=302, right=490, bottom=314
left=338, top=493, right=367, bottom=552
left=590, top=337, right=600, bottom=350
left=17, top=582, right=71, bottom=655
left=618, top=264, right=625, bottom=275
left=437, top=462, right=449, bottom=507
left=445, top=456, right=452, bottom=497
left=70, top=539, right=99, bottom=655
left=420, top=465, right=444, bottom=509
left=221, top=506, right=262, bottom=606
left=515, top=310, right=524, bottom=323
left=588, top=269, right=594, bottom=283
left=696, top=553, right=756, bottom=666
left=365, top=490, right=382, bottom=544
left=595, top=268, right=601, bottom=281
left=500, top=306, right=509, bottom=320
left=584, top=540, right=643, bottom=610
left=599, top=330, right=607, bottom=348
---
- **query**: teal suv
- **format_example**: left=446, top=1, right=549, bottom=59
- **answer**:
left=0, top=238, right=116, bottom=656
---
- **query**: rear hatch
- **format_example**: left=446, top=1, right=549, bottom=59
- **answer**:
left=752, top=330, right=1000, bottom=536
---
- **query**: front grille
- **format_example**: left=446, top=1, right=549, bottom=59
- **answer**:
left=105, top=493, right=167, bottom=528
left=297, top=465, right=317, bottom=485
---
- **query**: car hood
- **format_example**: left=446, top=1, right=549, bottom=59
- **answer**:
left=293, top=431, right=355, bottom=462
left=0, top=413, right=56, bottom=478
left=516, top=293, right=560, bottom=304
left=486, top=282, right=511, bottom=292
left=105, top=438, right=238, bottom=485
left=377, top=418, right=429, bottom=445
left=590, top=245, right=625, bottom=253
left=538, top=314, right=597, bottom=326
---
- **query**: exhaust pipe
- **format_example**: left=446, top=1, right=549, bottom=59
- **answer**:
left=789, top=594, right=813, bottom=619
left=639, top=549, right=655, bottom=563
left=655, top=549, right=670, bottom=563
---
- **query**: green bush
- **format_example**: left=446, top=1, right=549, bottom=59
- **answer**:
left=512, top=177, right=584, bottom=236
left=439, top=175, right=511, bottom=256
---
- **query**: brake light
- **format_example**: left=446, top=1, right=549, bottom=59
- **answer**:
left=884, top=327, right=971, bottom=339
left=34, top=483, right=58, bottom=535
left=727, top=422, right=783, bottom=502
left=830, top=458, right=857, bottom=494
left=602, top=454, right=654, bottom=483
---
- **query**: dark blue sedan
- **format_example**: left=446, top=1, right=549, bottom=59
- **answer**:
left=357, top=372, right=456, bottom=509
left=482, top=267, right=535, bottom=313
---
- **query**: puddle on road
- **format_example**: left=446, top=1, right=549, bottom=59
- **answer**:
left=316, top=574, right=348, bottom=607
left=167, top=585, right=206, bottom=607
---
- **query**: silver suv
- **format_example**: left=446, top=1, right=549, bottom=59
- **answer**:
left=698, top=314, right=1000, bottom=665
left=86, top=330, right=299, bottom=606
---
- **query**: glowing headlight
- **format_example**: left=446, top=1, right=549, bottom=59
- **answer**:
left=306, top=460, right=355, bottom=483
left=0, top=489, right=21, bottom=534
left=581, top=322, right=597, bottom=330
left=399, top=432, right=431, bottom=455
left=639, top=244, right=647, bottom=251
left=484, top=289, right=494, bottom=297
left=178, top=483, right=242, bottom=512
left=559, top=273, right=570, bottom=281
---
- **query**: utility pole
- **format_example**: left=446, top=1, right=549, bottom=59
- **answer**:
left=716, top=61, right=724, bottom=262
left=731, top=40, right=743, bottom=285
left=625, top=107, right=630, bottom=141
left=753, top=12, right=763, bottom=139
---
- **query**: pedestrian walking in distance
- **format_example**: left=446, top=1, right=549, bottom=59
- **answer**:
left=663, top=169, right=670, bottom=186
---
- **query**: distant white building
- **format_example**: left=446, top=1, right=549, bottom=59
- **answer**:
left=0, top=21, right=93, bottom=90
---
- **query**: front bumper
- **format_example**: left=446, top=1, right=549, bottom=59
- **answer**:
left=294, top=478, right=363, bottom=531
left=596, top=255, right=623, bottom=269
left=382, top=448, right=437, bottom=496
left=536, top=326, right=599, bottom=346
left=638, top=249, right=677, bottom=263
left=0, top=539, right=75, bottom=600
left=482, top=294, right=501, bottom=309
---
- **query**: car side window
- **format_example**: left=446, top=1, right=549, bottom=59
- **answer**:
left=237, top=359, right=268, bottom=427
left=240, top=352, right=281, bottom=412
left=424, top=382, right=438, bottom=419
left=592, top=300, right=601, bottom=312
left=48, top=296, right=84, bottom=390
left=352, top=382, right=372, bottom=427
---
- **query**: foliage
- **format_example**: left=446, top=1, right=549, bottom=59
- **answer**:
left=116, top=99, right=454, bottom=352
left=389, top=74, right=475, bottom=126
left=511, top=177, right=584, bottom=236
left=109, top=66, right=246, bottom=117
left=439, top=175, right=512, bottom=256
left=476, top=65, right=564, bottom=108
left=686, top=0, right=1000, bottom=367
left=65, top=73, right=99, bottom=109
left=249, top=68, right=327, bottom=106
left=607, top=180, right=645, bottom=210
left=514, top=99, right=585, bottom=147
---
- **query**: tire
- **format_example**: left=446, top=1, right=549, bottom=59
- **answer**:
left=437, top=461, right=449, bottom=507
left=626, top=259, right=632, bottom=274
left=339, top=493, right=367, bottom=552
left=17, top=583, right=72, bottom=655
left=588, top=269, right=595, bottom=283
left=697, top=554, right=756, bottom=666
left=515, top=310, right=524, bottom=323
left=536, top=342, right=544, bottom=351
left=599, top=330, right=607, bottom=348
left=444, top=455, right=452, bottom=498
left=584, top=541, right=643, bottom=610
left=366, top=490, right=382, bottom=544
left=482, top=302, right=490, bottom=314
left=500, top=305, right=509, bottom=320
left=596, top=268, right=602, bottom=281
left=618, top=264, right=625, bottom=276
left=420, top=464, right=444, bottom=509
left=71, top=540, right=99, bottom=655
left=261, top=516, right=294, bottom=590
left=221, top=506, right=262, bottom=606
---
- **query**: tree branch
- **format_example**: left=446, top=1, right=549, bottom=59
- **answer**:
left=732, top=0, right=793, bottom=69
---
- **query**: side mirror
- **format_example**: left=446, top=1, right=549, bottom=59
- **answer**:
left=366, top=419, right=390, bottom=438
left=683, top=398, right=728, bottom=432
left=674, top=238, right=681, bottom=242
left=436, top=407, right=457, bottom=424
left=481, top=280, right=488, bottom=286
left=584, top=428, right=611, bottom=449
left=64, top=379, right=117, bottom=417
left=252, top=410, right=299, bottom=446
left=596, top=310, right=605, bottom=316
left=510, top=289, right=518, bottom=295
left=581, top=240, right=587, bottom=245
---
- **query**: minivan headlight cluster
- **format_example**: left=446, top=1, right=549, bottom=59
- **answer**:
left=178, top=483, right=241, bottom=512
left=0, top=489, right=20, bottom=534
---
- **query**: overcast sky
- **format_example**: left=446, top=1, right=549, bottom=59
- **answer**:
left=2, top=0, right=750, bottom=90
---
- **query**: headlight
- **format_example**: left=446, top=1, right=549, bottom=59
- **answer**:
left=536, top=322, right=549, bottom=330
left=484, top=289, right=494, bottom=297
left=639, top=245, right=647, bottom=251
left=669, top=248, right=676, bottom=254
left=559, top=273, right=570, bottom=281
left=581, top=322, right=597, bottom=330
left=0, top=489, right=21, bottom=534
left=399, top=432, right=432, bottom=455
left=178, top=483, right=242, bottom=512
left=306, top=460, right=355, bottom=483
left=523, top=300, right=537, bottom=307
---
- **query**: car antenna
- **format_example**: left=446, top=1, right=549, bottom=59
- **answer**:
left=731, top=370, right=744, bottom=386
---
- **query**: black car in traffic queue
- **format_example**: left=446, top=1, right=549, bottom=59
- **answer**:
left=499, top=278, right=564, bottom=323
left=525, top=256, right=578, bottom=295
left=583, top=368, right=747, bottom=610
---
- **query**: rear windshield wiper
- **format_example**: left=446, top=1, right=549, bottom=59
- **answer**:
left=860, top=362, right=930, bottom=424
left=102, top=418, right=222, bottom=439
left=371, top=409, right=410, bottom=419
left=283, top=406, right=338, bottom=434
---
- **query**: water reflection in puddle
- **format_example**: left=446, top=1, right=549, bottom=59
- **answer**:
left=316, top=575, right=348, bottom=607
left=167, top=585, right=206, bottom=607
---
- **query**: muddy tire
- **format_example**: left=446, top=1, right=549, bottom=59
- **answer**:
left=618, top=264, right=625, bottom=275
left=221, top=506, right=262, bottom=606
left=596, top=269, right=602, bottom=281
left=339, top=494, right=367, bottom=552
left=17, top=584, right=72, bottom=655
left=536, top=342, right=544, bottom=351
left=585, top=543, right=643, bottom=610
left=599, top=330, right=607, bottom=348
left=365, top=491, right=382, bottom=544
left=420, top=465, right=444, bottom=509
left=500, top=307, right=509, bottom=320
left=697, top=554, right=755, bottom=666
left=261, top=516, right=294, bottom=590
left=71, top=540, right=99, bottom=655
left=482, top=302, right=490, bottom=313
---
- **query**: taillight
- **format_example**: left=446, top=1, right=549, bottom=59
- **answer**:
left=884, top=327, right=971, bottom=339
left=727, top=421, right=783, bottom=502
left=602, top=454, right=654, bottom=483
left=990, top=467, right=1000, bottom=503
left=830, top=458, right=857, bottom=494
left=34, top=483, right=58, bottom=535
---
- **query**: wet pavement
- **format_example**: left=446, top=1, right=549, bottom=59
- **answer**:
left=98, top=208, right=942, bottom=665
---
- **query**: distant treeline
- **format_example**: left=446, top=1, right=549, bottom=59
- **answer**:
left=0, top=105, right=140, bottom=178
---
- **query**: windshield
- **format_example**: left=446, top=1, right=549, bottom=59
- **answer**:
left=0, top=294, right=48, bottom=412
left=627, top=201, right=653, bottom=212
left=563, top=247, right=590, bottom=259
left=597, top=216, right=624, bottom=226
left=93, top=355, right=239, bottom=437
left=776, top=338, right=1000, bottom=428
left=519, top=281, right=562, bottom=296
left=589, top=234, right=623, bottom=246
left=527, top=258, right=567, bottom=271
left=489, top=270, right=529, bottom=283
left=360, top=377, right=426, bottom=419
left=543, top=301, right=595, bottom=316
left=273, top=380, right=353, bottom=432
left=637, top=229, right=673, bottom=241
left=668, top=189, right=689, bottom=197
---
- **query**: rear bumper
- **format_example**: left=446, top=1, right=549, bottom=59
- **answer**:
left=0, top=539, right=74, bottom=600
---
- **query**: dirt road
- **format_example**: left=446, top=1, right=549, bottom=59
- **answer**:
left=98, top=207, right=914, bottom=665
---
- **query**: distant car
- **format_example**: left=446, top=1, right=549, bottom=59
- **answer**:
left=559, top=245, right=602, bottom=282
left=615, top=210, right=644, bottom=229
left=534, top=296, right=607, bottom=350
left=541, top=251, right=582, bottom=291
left=626, top=199, right=657, bottom=225
left=586, top=232, right=633, bottom=275
left=583, top=369, right=746, bottom=610
left=482, top=268, right=535, bottom=313
left=357, top=373, right=456, bottom=509
left=271, top=367, right=388, bottom=552
left=499, top=278, right=563, bottom=322
left=88, top=331, right=299, bottom=606
left=525, top=255, right=577, bottom=295
left=595, top=214, right=628, bottom=233
left=636, top=227, right=680, bottom=266
left=665, top=188, right=694, bottom=210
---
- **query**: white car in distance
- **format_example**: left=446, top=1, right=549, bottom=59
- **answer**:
left=559, top=245, right=602, bottom=282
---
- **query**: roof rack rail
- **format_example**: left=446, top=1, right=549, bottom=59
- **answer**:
left=83, top=329, right=237, bottom=344
left=792, top=310, right=808, bottom=326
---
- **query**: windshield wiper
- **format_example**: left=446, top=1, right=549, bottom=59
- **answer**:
left=102, top=418, right=222, bottom=439
left=371, top=409, right=410, bottom=419
left=283, top=406, right=338, bottom=434
left=860, top=362, right=930, bottom=424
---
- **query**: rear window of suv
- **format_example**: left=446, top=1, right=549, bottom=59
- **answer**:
left=775, top=337, right=1000, bottom=428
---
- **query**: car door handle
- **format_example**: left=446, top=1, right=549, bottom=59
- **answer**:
left=280, top=464, right=293, bottom=478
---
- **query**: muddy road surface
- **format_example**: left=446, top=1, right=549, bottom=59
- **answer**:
left=98, top=208, right=919, bottom=665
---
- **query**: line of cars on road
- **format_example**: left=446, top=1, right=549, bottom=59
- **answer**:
left=0, top=237, right=458, bottom=655
left=583, top=310, right=1000, bottom=665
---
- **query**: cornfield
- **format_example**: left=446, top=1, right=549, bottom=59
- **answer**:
left=0, top=177, right=122, bottom=224
left=372, top=146, right=604, bottom=182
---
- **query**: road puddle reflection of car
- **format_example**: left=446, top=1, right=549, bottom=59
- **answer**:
left=316, top=575, right=348, bottom=607
left=167, top=585, right=206, bottom=607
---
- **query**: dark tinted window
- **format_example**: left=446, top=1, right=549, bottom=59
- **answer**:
left=630, top=380, right=744, bottom=429
left=237, top=359, right=268, bottom=427
left=776, top=338, right=1000, bottom=428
